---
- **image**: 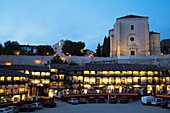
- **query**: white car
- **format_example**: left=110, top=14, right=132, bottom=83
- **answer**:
left=68, top=98, right=79, bottom=104
left=32, top=102, right=43, bottom=109
left=7, top=106, right=19, bottom=113
left=0, top=108, right=13, bottom=113
left=141, top=95, right=154, bottom=105
left=151, top=98, right=164, bottom=106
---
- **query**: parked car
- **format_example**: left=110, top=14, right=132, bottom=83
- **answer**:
left=88, top=97, right=96, bottom=103
left=68, top=98, right=79, bottom=104
left=120, top=96, right=129, bottom=103
left=141, top=95, right=154, bottom=105
left=0, top=108, right=13, bottom=113
left=109, top=97, right=117, bottom=104
left=151, top=98, right=164, bottom=106
left=161, top=101, right=170, bottom=108
left=43, top=100, right=57, bottom=107
left=19, top=104, right=35, bottom=112
left=79, top=98, right=86, bottom=104
left=32, top=102, right=43, bottom=109
left=7, top=106, right=19, bottom=113
left=98, top=96, right=105, bottom=103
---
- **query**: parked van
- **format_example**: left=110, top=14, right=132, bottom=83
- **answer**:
left=151, top=98, right=164, bottom=106
left=141, top=96, right=154, bottom=105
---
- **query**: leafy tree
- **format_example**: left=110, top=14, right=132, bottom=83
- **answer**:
left=37, top=45, right=55, bottom=55
left=3, top=40, right=25, bottom=55
left=95, top=43, right=101, bottom=57
left=62, top=40, right=85, bottom=56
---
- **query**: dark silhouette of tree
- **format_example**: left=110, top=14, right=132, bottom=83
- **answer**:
left=3, top=40, right=25, bottom=55
left=0, top=43, right=3, bottom=55
left=37, top=45, right=55, bottom=55
left=50, top=56, right=65, bottom=64
left=102, top=36, right=110, bottom=57
left=62, top=40, right=85, bottom=56
left=95, top=43, right=101, bottom=57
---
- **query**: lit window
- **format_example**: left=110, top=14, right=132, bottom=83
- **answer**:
left=34, top=72, right=40, bottom=76
left=0, top=76, right=5, bottom=81
left=133, top=71, right=139, bottom=76
left=140, top=71, right=146, bottom=76
left=14, top=77, right=19, bottom=81
left=84, top=71, right=89, bottom=74
left=90, top=71, right=96, bottom=74
left=102, top=71, right=108, bottom=74
left=7, top=77, right=12, bottom=81
left=148, top=71, right=153, bottom=76
left=115, top=71, right=120, bottom=75
left=50, top=68, right=58, bottom=72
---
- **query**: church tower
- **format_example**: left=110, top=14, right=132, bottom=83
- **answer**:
left=109, top=15, right=160, bottom=57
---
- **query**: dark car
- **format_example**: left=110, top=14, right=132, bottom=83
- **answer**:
left=79, top=98, right=86, bottom=104
left=109, top=97, right=117, bottom=104
left=98, top=96, right=105, bottom=103
left=88, top=97, right=96, bottom=103
left=120, top=96, right=129, bottom=103
left=19, top=104, right=35, bottom=112
left=43, top=100, right=57, bottom=108
left=161, top=101, right=170, bottom=108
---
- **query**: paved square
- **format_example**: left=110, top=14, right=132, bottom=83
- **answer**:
left=30, top=101, right=170, bottom=113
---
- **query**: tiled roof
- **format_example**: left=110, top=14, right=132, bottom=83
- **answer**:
left=117, top=14, right=148, bottom=19
left=150, top=31, right=160, bottom=34
left=50, top=64, right=69, bottom=69
left=9, top=65, right=50, bottom=72
left=0, top=68, right=28, bottom=76
left=84, top=63, right=159, bottom=71
left=66, top=65, right=85, bottom=71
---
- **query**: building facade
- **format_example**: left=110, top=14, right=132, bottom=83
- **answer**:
left=53, top=39, right=65, bottom=57
left=0, top=68, right=29, bottom=103
left=66, top=63, right=168, bottom=95
left=109, top=15, right=160, bottom=56
left=1, top=63, right=170, bottom=102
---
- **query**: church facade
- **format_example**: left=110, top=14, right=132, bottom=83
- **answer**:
left=109, top=15, right=160, bottom=57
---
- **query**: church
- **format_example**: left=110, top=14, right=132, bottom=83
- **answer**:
left=109, top=15, right=160, bottom=57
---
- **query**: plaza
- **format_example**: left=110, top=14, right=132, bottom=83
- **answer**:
left=29, top=100, right=170, bottom=113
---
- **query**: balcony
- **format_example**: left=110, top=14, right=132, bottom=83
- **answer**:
left=13, top=92, right=19, bottom=95
left=7, top=92, right=13, bottom=95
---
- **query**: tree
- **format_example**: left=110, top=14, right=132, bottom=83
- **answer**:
left=95, top=43, right=101, bottom=57
left=62, top=40, right=85, bottom=56
left=50, top=56, right=65, bottom=64
left=3, top=40, right=25, bottom=55
left=37, top=45, right=55, bottom=55
left=102, top=36, right=110, bottom=57
left=0, top=43, right=3, bottom=55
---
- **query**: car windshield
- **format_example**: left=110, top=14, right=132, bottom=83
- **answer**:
left=4, top=108, right=9, bottom=111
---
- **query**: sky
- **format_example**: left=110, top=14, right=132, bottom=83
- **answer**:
left=0, top=0, right=170, bottom=51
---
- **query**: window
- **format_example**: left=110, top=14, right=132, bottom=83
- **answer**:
left=131, top=51, right=135, bottom=55
left=130, top=37, right=134, bottom=41
left=131, top=25, right=134, bottom=30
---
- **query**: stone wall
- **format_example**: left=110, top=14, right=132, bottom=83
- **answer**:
left=0, top=55, right=170, bottom=68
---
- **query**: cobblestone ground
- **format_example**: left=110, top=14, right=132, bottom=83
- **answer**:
left=22, top=101, right=170, bottom=113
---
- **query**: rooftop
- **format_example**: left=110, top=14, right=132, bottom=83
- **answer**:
left=0, top=68, right=28, bottom=76
left=117, top=14, right=148, bottom=19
